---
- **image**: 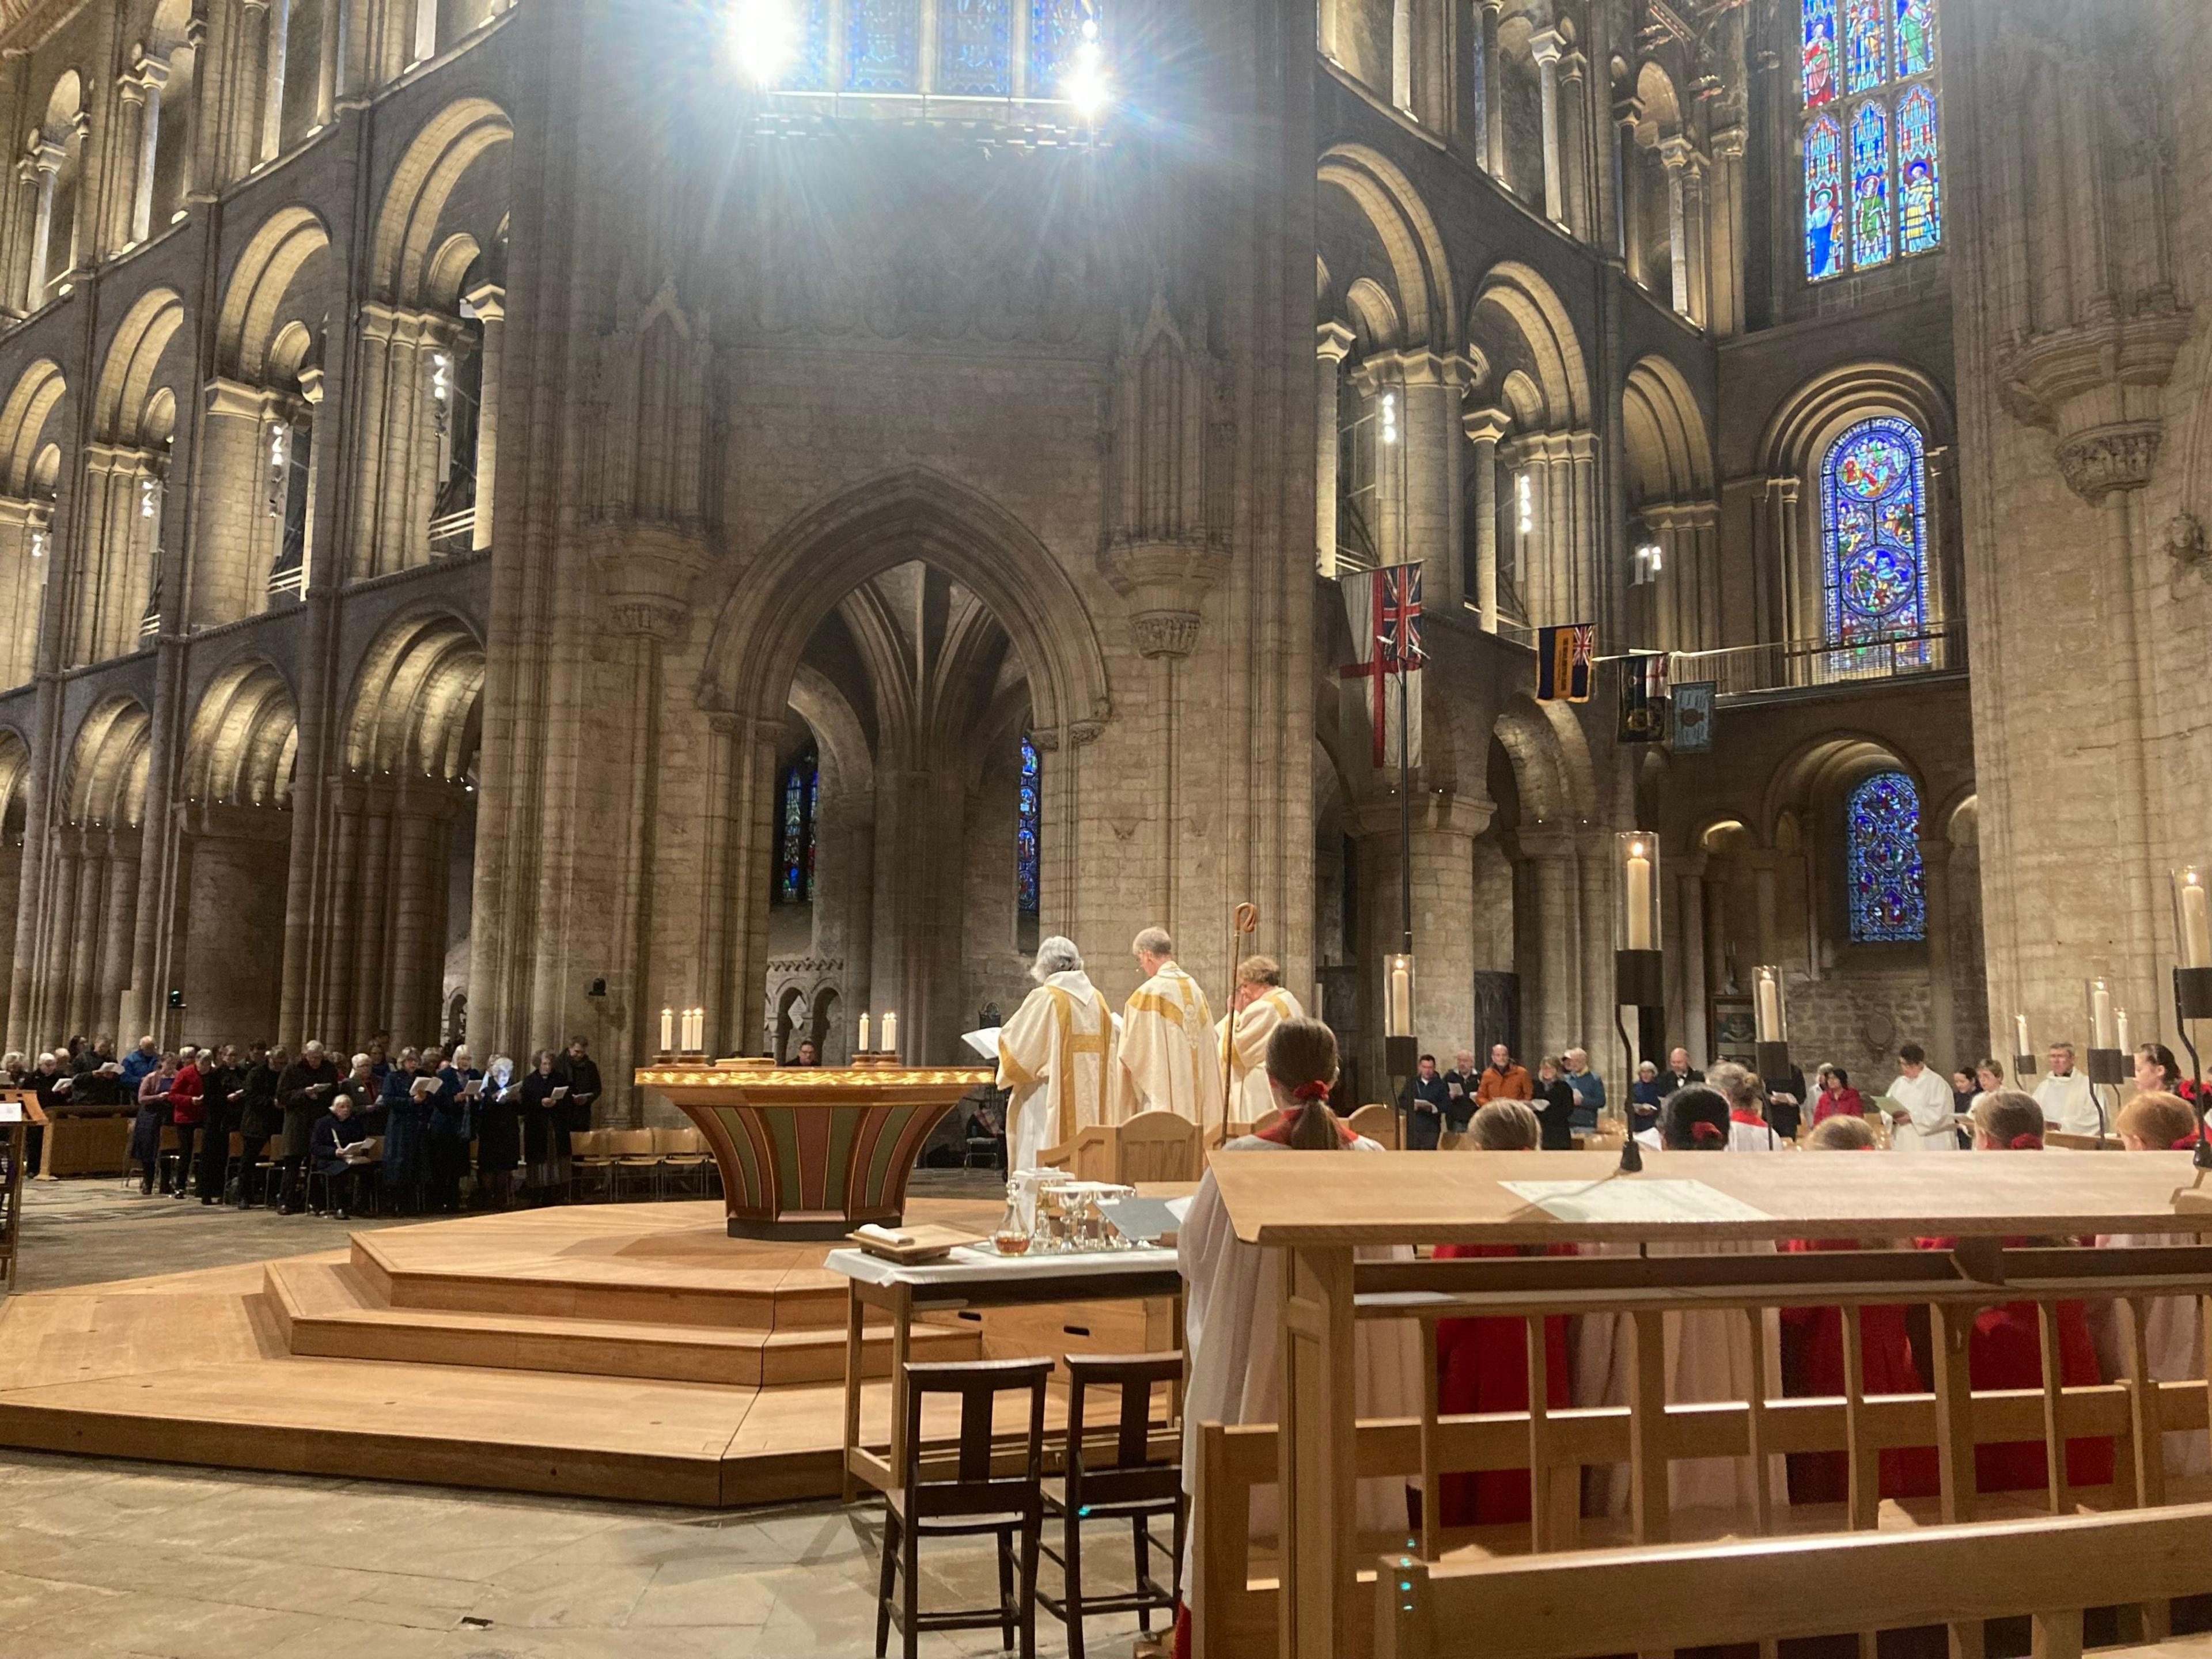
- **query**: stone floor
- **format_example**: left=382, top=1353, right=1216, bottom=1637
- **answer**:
left=0, top=1173, right=1157, bottom=1659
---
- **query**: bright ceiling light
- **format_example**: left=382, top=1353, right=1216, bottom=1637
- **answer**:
left=1062, top=18, right=1109, bottom=120
left=729, top=0, right=797, bottom=88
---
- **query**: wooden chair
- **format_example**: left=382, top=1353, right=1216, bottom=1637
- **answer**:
left=1039, top=1352, right=1185, bottom=1659
left=653, top=1127, right=713, bottom=1198
left=876, top=1357, right=1051, bottom=1659
left=568, top=1129, right=614, bottom=1202
left=1038, top=1124, right=1118, bottom=1183
left=606, top=1128, right=660, bottom=1200
left=1346, top=1103, right=1399, bottom=1147
left=1116, top=1110, right=1202, bottom=1183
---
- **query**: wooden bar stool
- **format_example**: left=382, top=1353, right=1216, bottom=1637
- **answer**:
left=1039, top=1351, right=1185, bottom=1659
left=876, top=1356, right=1050, bottom=1659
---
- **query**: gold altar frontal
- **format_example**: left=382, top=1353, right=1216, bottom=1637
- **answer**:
left=638, top=1056, right=995, bottom=1240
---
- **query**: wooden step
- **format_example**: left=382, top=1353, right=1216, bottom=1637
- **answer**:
left=266, top=1259, right=978, bottom=1387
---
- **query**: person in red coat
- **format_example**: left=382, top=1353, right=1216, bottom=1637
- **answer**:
left=1432, top=1100, right=1573, bottom=1527
left=1917, top=1092, right=2111, bottom=1495
left=165, top=1046, right=207, bottom=1202
left=1779, top=1115, right=1939, bottom=1505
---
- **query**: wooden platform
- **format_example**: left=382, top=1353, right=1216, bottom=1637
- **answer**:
left=0, top=1199, right=1163, bottom=1507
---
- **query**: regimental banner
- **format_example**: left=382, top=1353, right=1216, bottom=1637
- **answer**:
left=1535, top=623, right=1595, bottom=703
left=1337, top=563, right=1425, bottom=768
left=1672, top=680, right=1716, bottom=753
left=1619, top=652, right=1671, bottom=744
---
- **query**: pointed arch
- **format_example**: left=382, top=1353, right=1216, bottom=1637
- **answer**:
left=1317, top=144, right=1455, bottom=350
left=370, top=97, right=513, bottom=309
left=344, top=610, right=486, bottom=779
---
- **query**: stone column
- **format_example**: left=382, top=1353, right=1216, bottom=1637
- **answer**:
left=315, top=0, right=339, bottom=125
left=1676, top=851, right=1709, bottom=1067
left=465, top=282, right=505, bottom=552
left=1558, top=50, right=1590, bottom=242
left=1613, top=95, right=1642, bottom=276
left=1707, top=125, right=1745, bottom=336
left=1529, top=28, right=1566, bottom=227
left=1703, top=862, right=1730, bottom=996
left=1577, top=829, right=1620, bottom=1079
left=22, top=138, right=60, bottom=314
left=1520, top=827, right=1581, bottom=1063
left=118, top=61, right=163, bottom=248
left=1752, top=853, right=1779, bottom=968
left=99, top=832, right=138, bottom=1037
left=1679, top=146, right=1710, bottom=329
left=1462, top=407, right=1509, bottom=631
left=1359, top=791, right=1492, bottom=1094
left=1922, top=835, right=1955, bottom=1070
left=1372, top=349, right=1468, bottom=605
left=261, top=0, right=291, bottom=161
left=414, top=0, right=439, bottom=64
left=1477, top=0, right=1504, bottom=179
left=40, top=831, right=79, bottom=1038
left=234, top=1, right=271, bottom=181
left=1315, top=322, right=1353, bottom=576
left=67, top=833, right=103, bottom=1036
left=1660, top=135, right=1693, bottom=319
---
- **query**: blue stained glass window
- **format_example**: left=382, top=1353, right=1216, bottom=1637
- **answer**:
left=778, top=753, right=817, bottom=904
left=1017, top=734, right=1040, bottom=915
left=939, top=0, right=1012, bottom=95
left=1844, top=0, right=1885, bottom=92
left=848, top=0, right=922, bottom=92
left=1805, top=115, right=1843, bottom=281
left=1849, top=100, right=1892, bottom=268
left=1895, top=0, right=1936, bottom=76
left=1821, top=415, right=1928, bottom=657
left=1030, top=0, right=1100, bottom=96
left=774, top=0, right=832, bottom=91
left=1846, top=771, right=1925, bottom=943
left=1802, top=0, right=1836, bottom=108
left=1897, top=86, right=1941, bottom=254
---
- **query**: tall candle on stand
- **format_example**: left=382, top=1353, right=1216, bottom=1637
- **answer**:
left=2116, top=1010, right=2132, bottom=1056
left=857, top=1013, right=870, bottom=1055
left=1389, top=959, right=1411, bottom=1033
left=2181, top=869, right=2212, bottom=968
left=1625, top=840, right=1654, bottom=950
left=2090, top=979, right=2116, bottom=1051
left=881, top=1011, right=897, bottom=1055
left=660, top=1007, right=674, bottom=1054
left=1755, top=969, right=1783, bottom=1043
left=2015, top=1013, right=2032, bottom=1059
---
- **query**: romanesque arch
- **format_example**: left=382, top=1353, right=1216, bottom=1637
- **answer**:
left=31, top=697, right=153, bottom=1043
left=1317, top=145, right=1453, bottom=351
left=0, top=360, right=68, bottom=690
left=1623, top=354, right=1718, bottom=650
left=73, top=289, right=188, bottom=664
left=1490, top=694, right=1605, bottom=1066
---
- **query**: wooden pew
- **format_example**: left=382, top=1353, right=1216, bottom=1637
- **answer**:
left=1376, top=1500, right=2212, bottom=1659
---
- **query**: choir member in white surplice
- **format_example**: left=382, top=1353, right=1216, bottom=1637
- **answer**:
left=1213, top=956, right=1304, bottom=1130
left=1575, top=1085, right=1786, bottom=1517
left=1884, top=1042, right=1964, bottom=1152
left=993, top=935, right=1116, bottom=1172
left=1176, top=1016, right=1422, bottom=1604
left=2093, top=1091, right=2211, bottom=1478
left=1112, top=927, right=1225, bottom=1134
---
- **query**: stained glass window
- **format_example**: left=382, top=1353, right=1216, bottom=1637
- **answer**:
left=847, top=0, right=922, bottom=92
left=1017, top=734, right=1040, bottom=915
left=1846, top=771, right=1925, bottom=943
left=940, top=0, right=1012, bottom=96
left=778, top=752, right=817, bottom=904
left=1849, top=101, right=1891, bottom=268
left=772, top=0, right=832, bottom=91
left=1802, top=0, right=1938, bottom=280
left=1031, top=0, right=1101, bottom=96
left=1804, top=114, right=1842, bottom=281
left=1820, top=415, right=1929, bottom=656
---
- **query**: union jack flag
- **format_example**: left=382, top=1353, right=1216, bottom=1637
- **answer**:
left=1337, top=563, right=1424, bottom=768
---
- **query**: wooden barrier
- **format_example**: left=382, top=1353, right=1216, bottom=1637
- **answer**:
left=1376, top=1499, right=2212, bottom=1659
left=1039, top=1110, right=1203, bottom=1184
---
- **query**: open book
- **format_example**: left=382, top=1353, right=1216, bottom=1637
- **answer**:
left=961, top=1012, right=1124, bottom=1066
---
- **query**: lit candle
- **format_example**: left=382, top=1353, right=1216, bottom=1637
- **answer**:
left=1388, top=959, right=1411, bottom=1035
left=881, top=1011, right=897, bottom=1055
left=660, top=1007, right=674, bottom=1054
left=1755, top=971, right=1783, bottom=1043
left=857, top=1012, right=870, bottom=1054
left=1625, top=842, right=1654, bottom=950
left=2184, top=875, right=2212, bottom=969
left=2091, top=982, right=2115, bottom=1051
left=2014, top=1013, right=2032, bottom=1059
left=2116, top=1010, right=2132, bottom=1056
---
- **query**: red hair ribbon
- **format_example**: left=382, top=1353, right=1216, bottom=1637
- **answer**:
left=1689, top=1120, right=1725, bottom=1145
left=1292, top=1081, right=1331, bottom=1102
left=2009, top=1132, right=2045, bottom=1151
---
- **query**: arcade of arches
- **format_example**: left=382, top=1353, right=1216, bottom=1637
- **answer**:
left=0, top=0, right=2199, bottom=1126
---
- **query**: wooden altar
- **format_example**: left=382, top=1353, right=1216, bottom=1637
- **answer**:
left=1202, top=1149, right=2212, bottom=1659
left=636, top=1057, right=993, bottom=1240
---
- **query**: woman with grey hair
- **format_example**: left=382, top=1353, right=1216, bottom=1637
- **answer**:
left=995, top=936, right=1115, bottom=1171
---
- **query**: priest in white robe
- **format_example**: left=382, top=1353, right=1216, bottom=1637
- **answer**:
left=2033, top=1044, right=2103, bottom=1137
left=994, top=935, right=1116, bottom=1172
left=1112, top=927, right=1225, bottom=1134
left=1884, top=1043, right=1962, bottom=1152
left=1213, top=956, right=1304, bottom=1130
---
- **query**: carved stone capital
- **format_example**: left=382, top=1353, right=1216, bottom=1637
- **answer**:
left=1100, top=534, right=1225, bottom=662
left=588, top=519, right=714, bottom=642
left=2056, top=422, right=2162, bottom=506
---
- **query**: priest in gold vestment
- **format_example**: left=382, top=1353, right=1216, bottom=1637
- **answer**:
left=1214, top=956, right=1305, bottom=1130
left=1112, top=926, right=1225, bottom=1134
left=994, top=937, right=1116, bottom=1172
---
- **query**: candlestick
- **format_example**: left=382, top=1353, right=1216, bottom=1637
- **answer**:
left=660, top=1007, right=674, bottom=1054
left=881, top=1011, right=897, bottom=1055
left=1387, top=956, right=1413, bottom=1036
left=2015, top=1013, right=2032, bottom=1058
left=2116, top=1009, right=2132, bottom=1056
left=1753, top=967, right=1786, bottom=1044
left=857, top=1012, right=870, bottom=1054
left=2179, top=869, right=2212, bottom=969
left=2088, top=978, right=2116, bottom=1054
left=1626, top=849, right=1653, bottom=950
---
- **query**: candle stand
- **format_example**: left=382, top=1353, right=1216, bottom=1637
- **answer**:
left=1614, top=832, right=1665, bottom=1172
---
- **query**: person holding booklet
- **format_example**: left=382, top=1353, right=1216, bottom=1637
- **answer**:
left=275, top=1042, right=342, bottom=1215
left=310, top=1092, right=375, bottom=1220
left=521, top=1050, right=569, bottom=1200
left=426, top=1045, right=482, bottom=1214
left=473, top=1056, right=522, bottom=1209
